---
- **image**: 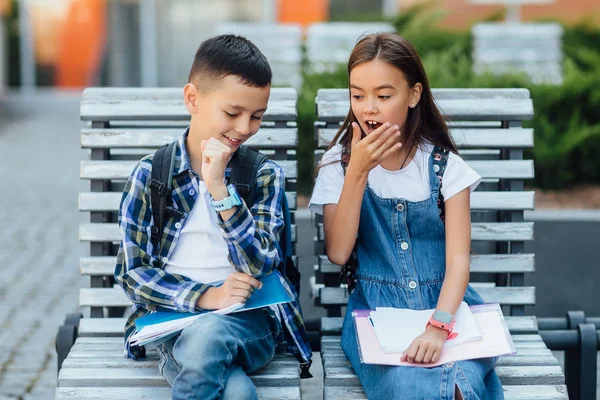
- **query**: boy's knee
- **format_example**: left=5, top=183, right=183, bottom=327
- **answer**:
left=175, top=314, right=232, bottom=354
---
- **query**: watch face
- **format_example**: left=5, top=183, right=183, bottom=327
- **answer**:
left=229, top=185, right=242, bottom=206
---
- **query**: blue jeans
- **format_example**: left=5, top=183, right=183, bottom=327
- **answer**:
left=157, top=308, right=280, bottom=400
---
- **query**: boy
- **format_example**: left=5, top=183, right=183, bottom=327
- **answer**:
left=114, top=35, right=312, bottom=400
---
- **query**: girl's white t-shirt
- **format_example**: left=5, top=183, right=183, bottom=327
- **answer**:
left=309, top=143, right=481, bottom=215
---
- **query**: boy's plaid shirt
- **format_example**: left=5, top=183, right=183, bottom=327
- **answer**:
left=114, top=130, right=312, bottom=365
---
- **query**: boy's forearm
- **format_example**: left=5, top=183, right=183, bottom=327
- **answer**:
left=208, top=182, right=238, bottom=221
left=196, top=287, right=220, bottom=310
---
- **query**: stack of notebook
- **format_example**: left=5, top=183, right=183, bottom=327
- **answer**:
left=129, top=272, right=293, bottom=348
left=354, top=303, right=516, bottom=367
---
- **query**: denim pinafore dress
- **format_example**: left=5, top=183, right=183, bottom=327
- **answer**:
left=340, top=149, right=504, bottom=399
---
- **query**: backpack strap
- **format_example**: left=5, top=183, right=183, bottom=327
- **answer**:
left=432, top=146, right=450, bottom=223
left=228, top=145, right=267, bottom=207
left=150, top=141, right=178, bottom=258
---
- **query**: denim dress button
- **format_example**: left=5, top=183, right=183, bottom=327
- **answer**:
left=175, top=222, right=182, bottom=229
left=396, top=203, right=405, bottom=212
left=400, top=242, right=409, bottom=251
left=408, top=281, right=417, bottom=289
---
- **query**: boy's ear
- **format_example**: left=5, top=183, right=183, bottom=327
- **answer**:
left=184, top=83, right=199, bottom=114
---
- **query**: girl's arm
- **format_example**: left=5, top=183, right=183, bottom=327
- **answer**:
left=402, top=187, right=472, bottom=364
left=322, top=165, right=368, bottom=265
left=436, top=187, right=472, bottom=315
left=323, top=122, right=401, bottom=265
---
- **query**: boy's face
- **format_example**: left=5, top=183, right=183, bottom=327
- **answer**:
left=185, top=75, right=270, bottom=150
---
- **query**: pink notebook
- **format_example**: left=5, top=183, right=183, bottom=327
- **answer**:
left=354, top=303, right=517, bottom=367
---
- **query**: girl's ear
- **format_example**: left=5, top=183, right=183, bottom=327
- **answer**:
left=410, top=83, right=423, bottom=108
left=184, top=83, right=199, bottom=114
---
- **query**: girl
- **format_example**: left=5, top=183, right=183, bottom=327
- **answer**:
left=309, top=33, right=503, bottom=399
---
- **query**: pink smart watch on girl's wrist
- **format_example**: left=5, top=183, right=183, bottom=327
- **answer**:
left=426, top=310, right=457, bottom=339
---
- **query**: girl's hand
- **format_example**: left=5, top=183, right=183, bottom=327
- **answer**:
left=401, top=325, right=448, bottom=364
left=347, top=121, right=402, bottom=176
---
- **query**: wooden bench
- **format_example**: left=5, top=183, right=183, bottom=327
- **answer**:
left=306, top=22, right=395, bottom=74
left=55, top=87, right=303, bottom=399
left=311, top=88, right=569, bottom=399
left=214, top=23, right=304, bottom=90
left=472, top=22, right=563, bottom=85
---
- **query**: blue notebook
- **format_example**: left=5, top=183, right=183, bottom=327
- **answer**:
left=131, top=272, right=292, bottom=347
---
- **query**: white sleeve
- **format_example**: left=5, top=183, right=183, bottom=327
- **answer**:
left=308, top=145, right=345, bottom=215
left=441, top=152, right=482, bottom=201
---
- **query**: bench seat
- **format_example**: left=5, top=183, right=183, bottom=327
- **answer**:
left=57, top=337, right=300, bottom=398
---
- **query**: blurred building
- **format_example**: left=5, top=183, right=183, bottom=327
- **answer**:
left=402, top=0, right=600, bottom=30
left=2, top=0, right=599, bottom=89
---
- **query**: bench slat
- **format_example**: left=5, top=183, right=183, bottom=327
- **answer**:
left=56, top=386, right=300, bottom=400
left=81, top=88, right=297, bottom=121
left=79, top=222, right=297, bottom=243
left=58, top=365, right=299, bottom=388
left=82, top=128, right=298, bottom=149
left=318, top=286, right=535, bottom=307
left=80, top=255, right=299, bottom=277
left=79, top=318, right=127, bottom=337
left=81, top=160, right=298, bottom=180
left=323, top=364, right=563, bottom=386
left=79, top=191, right=298, bottom=212
left=317, top=253, right=534, bottom=275
left=317, top=88, right=532, bottom=101
left=317, top=222, right=534, bottom=242
left=323, top=385, right=568, bottom=400
left=317, top=99, right=534, bottom=122
left=317, top=127, right=534, bottom=149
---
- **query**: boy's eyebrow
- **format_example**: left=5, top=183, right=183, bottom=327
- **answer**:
left=350, top=84, right=396, bottom=91
left=228, top=104, right=268, bottom=113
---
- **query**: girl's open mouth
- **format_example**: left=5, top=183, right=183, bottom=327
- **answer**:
left=365, top=120, right=383, bottom=133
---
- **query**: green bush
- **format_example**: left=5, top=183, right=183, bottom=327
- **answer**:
left=295, top=11, right=600, bottom=194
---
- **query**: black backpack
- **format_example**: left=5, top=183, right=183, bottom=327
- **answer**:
left=148, top=142, right=301, bottom=291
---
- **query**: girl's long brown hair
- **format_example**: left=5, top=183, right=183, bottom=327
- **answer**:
left=324, top=32, right=458, bottom=169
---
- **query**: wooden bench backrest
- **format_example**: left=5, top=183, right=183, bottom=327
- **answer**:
left=213, top=23, right=303, bottom=90
left=313, top=88, right=536, bottom=317
left=78, top=87, right=299, bottom=318
left=306, top=23, right=395, bottom=73
left=472, top=22, right=563, bottom=84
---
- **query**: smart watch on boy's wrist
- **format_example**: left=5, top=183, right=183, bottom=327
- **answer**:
left=427, top=310, right=455, bottom=335
left=210, top=184, right=242, bottom=212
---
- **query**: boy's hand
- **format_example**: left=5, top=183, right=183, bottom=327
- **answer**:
left=201, top=138, right=232, bottom=190
left=400, top=325, right=448, bottom=364
left=347, top=122, right=402, bottom=177
left=197, top=272, right=263, bottom=310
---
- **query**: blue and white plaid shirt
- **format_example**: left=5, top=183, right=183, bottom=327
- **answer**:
left=114, top=129, right=312, bottom=366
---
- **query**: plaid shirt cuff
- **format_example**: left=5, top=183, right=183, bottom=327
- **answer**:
left=175, top=281, right=212, bottom=313
left=218, top=202, right=253, bottom=241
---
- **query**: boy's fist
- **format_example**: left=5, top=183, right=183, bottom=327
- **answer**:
left=201, top=138, right=232, bottom=189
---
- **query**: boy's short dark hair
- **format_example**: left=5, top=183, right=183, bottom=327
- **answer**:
left=188, top=34, right=272, bottom=91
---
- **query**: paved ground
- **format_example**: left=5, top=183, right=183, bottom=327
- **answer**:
left=0, top=90, right=596, bottom=399
left=0, top=91, right=84, bottom=399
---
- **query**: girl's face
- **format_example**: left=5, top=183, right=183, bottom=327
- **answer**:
left=349, top=59, right=421, bottom=136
